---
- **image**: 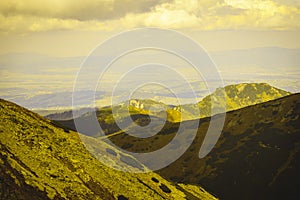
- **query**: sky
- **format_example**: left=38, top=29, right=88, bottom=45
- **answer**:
left=0, top=0, right=300, bottom=109
left=0, top=0, right=300, bottom=56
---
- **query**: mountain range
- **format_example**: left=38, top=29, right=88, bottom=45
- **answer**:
left=1, top=82, right=299, bottom=199
left=52, top=82, right=298, bottom=199
left=52, top=83, right=290, bottom=135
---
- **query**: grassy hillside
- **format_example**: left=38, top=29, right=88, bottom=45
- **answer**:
left=0, top=99, right=217, bottom=200
left=178, top=82, right=290, bottom=121
left=95, top=93, right=300, bottom=199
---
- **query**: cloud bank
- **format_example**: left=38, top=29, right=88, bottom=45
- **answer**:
left=0, top=0, right=299, bottom=33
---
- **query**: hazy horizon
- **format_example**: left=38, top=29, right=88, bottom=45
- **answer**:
left=1, top=0, right=300, bottom=109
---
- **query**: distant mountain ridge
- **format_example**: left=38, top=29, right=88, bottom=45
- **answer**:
left=179, top=82, right=290, bottom=121
left=52, top=83, right=290, bottom=136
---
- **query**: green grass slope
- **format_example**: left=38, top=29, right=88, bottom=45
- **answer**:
left=0, top=99, right=217, bottom=200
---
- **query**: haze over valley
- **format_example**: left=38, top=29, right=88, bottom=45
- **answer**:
left=1, top=47, right=299, bottom=110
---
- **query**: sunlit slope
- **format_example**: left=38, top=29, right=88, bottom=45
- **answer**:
left=51, top=99, right=180, bottom=123
left=0, top=99, right=217, bottom=200
left=54, top=83, right=290, bottom=136
left=178, top=82, right=290, bottom=121
left=118, top=83, right=290, bottom=122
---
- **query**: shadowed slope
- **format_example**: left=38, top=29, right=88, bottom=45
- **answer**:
left=157, top=93, right=300, bottom=200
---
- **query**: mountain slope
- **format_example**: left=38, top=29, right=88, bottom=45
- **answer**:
left=0, top=99, right=217, bottom=200
left=159, top=93, right=300, bottom=200
left=100, top=93, right=300, bottom=199
left=179, top=82, right=290, bottom=120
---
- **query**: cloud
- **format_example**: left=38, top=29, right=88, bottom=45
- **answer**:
left=0, top=0, right=299, bottom=33
left=0, top=0, right=167, bottom=20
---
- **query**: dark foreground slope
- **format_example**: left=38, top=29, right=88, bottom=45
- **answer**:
left=0, top=99, right=217, bottom=200
left=103, top=93, right=300, bottom=200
